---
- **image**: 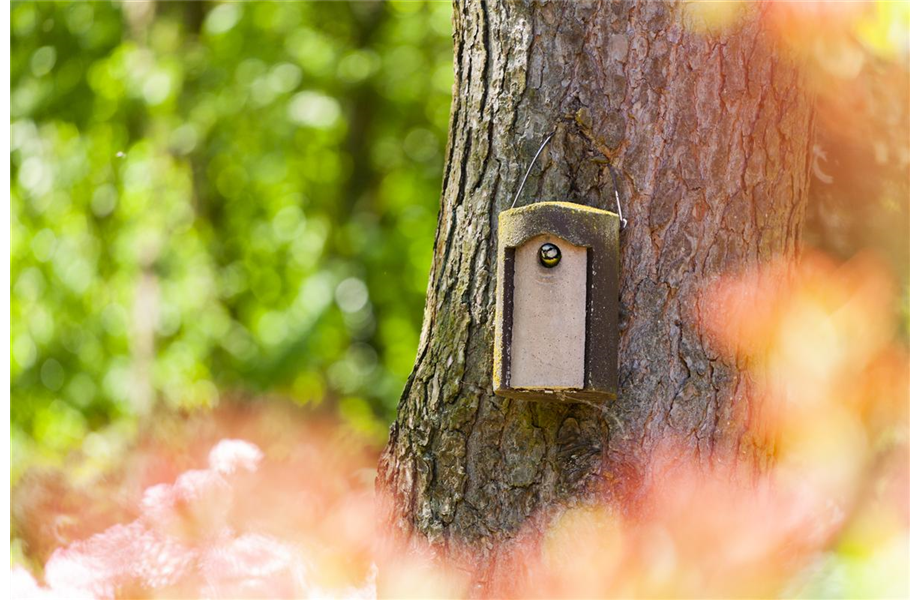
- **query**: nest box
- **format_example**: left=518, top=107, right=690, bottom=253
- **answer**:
left=493, top=201, right=619, bottom=402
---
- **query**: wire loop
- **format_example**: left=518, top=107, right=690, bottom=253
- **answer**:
left=608, top=165, right=628, bottom=229
left=510, top=132, right=555, bottom=209
left=509, top=124, right=627, bottom=229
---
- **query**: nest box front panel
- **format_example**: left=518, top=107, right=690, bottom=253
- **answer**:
left=493, top=201, right=619, bottom=403
left=510, top=235, right=587, bottom=389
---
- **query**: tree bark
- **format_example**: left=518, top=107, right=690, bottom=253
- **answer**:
left=377, top=0, right=814, bottom=592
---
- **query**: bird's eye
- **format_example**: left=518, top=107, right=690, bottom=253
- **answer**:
left=539, top=243, right=561, bottom=268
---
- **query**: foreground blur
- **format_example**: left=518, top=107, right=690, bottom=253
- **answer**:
left=13, top=251, right=908, bottom=599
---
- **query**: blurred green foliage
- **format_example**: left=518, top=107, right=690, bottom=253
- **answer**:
left=11, top=1, right=454, bottom=482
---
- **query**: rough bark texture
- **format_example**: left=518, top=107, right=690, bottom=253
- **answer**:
left=377, top=0, right=814, bottom=592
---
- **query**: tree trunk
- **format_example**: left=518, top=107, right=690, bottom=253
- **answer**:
left=377, top=0, right=814, bottom=593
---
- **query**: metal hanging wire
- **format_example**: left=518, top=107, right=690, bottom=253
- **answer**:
left=510, top=131, right=556, bottom=209
left=509, top=126, right=627, bottom=229
left=608, top=164, right=628, bottom=228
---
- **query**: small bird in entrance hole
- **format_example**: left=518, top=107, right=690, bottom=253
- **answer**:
left=539, top=242, right=561, bottom=268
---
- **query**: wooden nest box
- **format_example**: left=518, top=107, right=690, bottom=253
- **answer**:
left=493, top=201, right=620, bottom=402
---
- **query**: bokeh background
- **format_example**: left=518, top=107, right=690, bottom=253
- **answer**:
left=10, top=1, right=910, bottom=598
left=12, top=1, right=452, bottom=471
